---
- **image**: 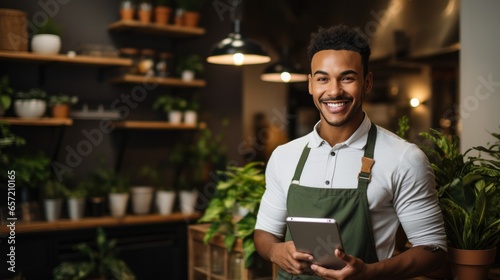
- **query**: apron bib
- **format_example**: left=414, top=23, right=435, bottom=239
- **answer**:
left=277, top=124, right=379, bottom=280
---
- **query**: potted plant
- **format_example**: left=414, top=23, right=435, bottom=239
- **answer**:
left=138, top=0, right=153, bottom=23
left=13, top=88, right=47, bottom=118
left=93, top=158, right=131, bottom=218
left=419, top=129, right=500, bottom=280
left=183, top=94, right=199, bottom=125
left=42, top=180, right=67, bottom=222
left=198, top=161, right=266, bottom=268
left=176, top=0, right=203, bottom=27
left=176, top=54, right=203, bottom=81
left=53, top=227, right=135, bottom=280
left=120, top=0, right=136, bottom=21
left=48, top=94, right=78, bottom=118
left=152, top=94, right=186, bottom=123
left=138, top=163, right=176, bottom=215
left=0, top=75, right=13, bottom=116
left=155, top=0, right=172, bottom=25
left=81, top=176, right=107, bottom=217
left=64, top=184, right=87, bottom=221
left=31, top=17, right=61, bottom=54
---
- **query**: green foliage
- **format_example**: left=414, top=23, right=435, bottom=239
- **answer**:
left=153, top=94, right=187, bottom=112
left=64, top=184, right=88, bottom=199
left=11, top=153, right=51, bottom=188
left=0, top=122, right=26, bottom=166
left=93, top=158, right=130, bottom=194
left=198, top=161, right=266, bottom=268
left=0, top=75, right=14, bottom=111
left=176, top=54, right=204, bottom=74
left=43, top=180, right=67, bottom=199
left=139, top=163, right=173, bottom=190
left=36, top=17, right=62, bottom=36
left=420, top=129, right=500, bottom=250
left=53, top=227, right=135, bottom=280
left=396, top=115, right=410, bottom=139
left=49, top=94, right=78, bottom=106
left=14, top=88, right=47, bottom=100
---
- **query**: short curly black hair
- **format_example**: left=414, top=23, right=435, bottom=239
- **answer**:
left=307, top=24, right=371, bottom=76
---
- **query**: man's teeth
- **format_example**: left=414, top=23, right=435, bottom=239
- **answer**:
left=326, top=102, right=346, bottom=108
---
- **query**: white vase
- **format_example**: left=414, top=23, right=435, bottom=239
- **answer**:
left=31, top=34, right=61, bottom=55
left=131, top=186, right=154, bottom=214
left=14, top=99, right=47, bottom=118
left=156, top=190, right=176, bottom=215
left=179, top=190, right=198, bottom=214
left=67, top=198, right=85, bottom=221
left=168, top=110, right=182, bottom=124
left=109, top=193, right=129, bottom=217
left=181, top=70, right=195, bottom=81
left=44, top=198, right=63, bottom=222
left=183, top=110, right=197, bottom=124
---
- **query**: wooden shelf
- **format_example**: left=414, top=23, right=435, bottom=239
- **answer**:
left=108, top=20, right=205, bottom=37
left=0, top=51, right=132, bottom=66
left=113, top=120, right=201, bottom=130
left=0, top=212, right=201, bottom=234
left=0, top=117, right=73, bottom=126
left=112, top=74, right=206, bottom=87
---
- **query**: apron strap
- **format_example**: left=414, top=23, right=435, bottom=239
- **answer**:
left=291, top=144, right=311, bottom=185
left=358, top=123, right=377, bottom=185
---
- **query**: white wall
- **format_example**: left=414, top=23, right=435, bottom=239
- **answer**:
left=460, top=0, right=500, bottom=152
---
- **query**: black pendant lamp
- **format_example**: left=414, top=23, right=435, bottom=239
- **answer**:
left=260, top=46, right=308, bottom=83
left=206, top=20, right=271, bottom=66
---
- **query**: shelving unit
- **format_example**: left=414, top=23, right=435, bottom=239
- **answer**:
left=188, top=224, right=274, bottom=280
left=113, top=120, right=200, bottom=130
left=108, top=20, right=206, bottom=37
left=0, top=117, right=73, bottom=126
left=0, top=51, right=132, bottom=66
left=112, top=74, right=206, bottom=88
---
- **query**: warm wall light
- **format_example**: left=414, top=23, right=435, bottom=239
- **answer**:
left=260, top=47, right=308, bottom=83
left=410, top=97, right=421, bottom=107
left=206, top=20, right=271, bottom=66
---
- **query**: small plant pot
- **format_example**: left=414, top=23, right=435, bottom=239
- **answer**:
left=131, top=186, right=154, bottom=214
left=44, top=198, right=63, bottom=222
left=168, top=110, right=182, bottom=124
left=138, top=10, right=152, bottom=23
left=109, top=193, right=130, bottom=218
left=120, top=8, right=135, bottom=20
left=156, top=190, right=176, bottom=215
left=67, top=198, right=85, bottom=221
left=154, top=6, right=171, bottom=25
left=51, top=104, right=70, bottom=118
left=181, top=70, right=195, bottom=81
left=183, top=110, right=197, bottom=124
left=183, top=11, right=200, bottom=27
left=179, top=189, right=197, bottom=214
left=14, top=99, right=47, bottom=118
left=31, top=34, right=61, bottom=55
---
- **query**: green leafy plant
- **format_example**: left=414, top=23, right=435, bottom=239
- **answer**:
left=176, top=54, right=204, bottom=74
left=396, top=115, right=410, bottom=139
left=0, top=75, right=14, bottom=112
left=139, top=163, right=173, bottom=191
left=11, top=153, right=51, bottom=189
left=43, top=180, right=67, bottom=199
left=64, top=184, right=88, bottom=199
left=153, top=94, right=187, bottom=112
left=49, top=94, right=78, bottom=106
left=419, top=129, right=500, bottom=250
left=185, top=94, right=200, bottom=112
left=53, top=227, right=135, bottom=280
left=36, top=17, right=62, bottom=36
left=93, top=159, right=130, bottom=194
left=0, top=122, right=26, bottom=166
left=198, top=161, right=266, bottom=268
left=14, top=88, right=47, bottom=100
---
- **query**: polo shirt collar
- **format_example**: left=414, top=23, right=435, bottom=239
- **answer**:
left=308, top=114, right=373, bottom=150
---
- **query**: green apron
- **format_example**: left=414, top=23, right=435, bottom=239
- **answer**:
left=277, top=124, right=379, bottom=280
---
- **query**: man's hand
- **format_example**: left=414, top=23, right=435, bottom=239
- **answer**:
left=311, top=249, right=370, bottom=280
left=270, top=241, right=316, bottom=275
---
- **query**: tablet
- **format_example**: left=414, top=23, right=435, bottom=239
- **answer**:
left=286, top=217, right=346, bottom=270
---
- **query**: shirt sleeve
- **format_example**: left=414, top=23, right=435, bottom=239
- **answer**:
left=393, top=144, right=448, bottom=251
left=255, top=147, right=289, bottom=238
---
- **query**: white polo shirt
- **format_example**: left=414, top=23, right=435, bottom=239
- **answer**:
left=255, top=116, right=447, bottom=260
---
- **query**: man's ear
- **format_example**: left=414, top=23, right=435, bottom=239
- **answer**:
left=364, top=72, right=373, bottom=93
left=308, top=74, right=313, bottom=95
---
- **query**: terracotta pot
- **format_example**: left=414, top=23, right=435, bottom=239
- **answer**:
left=138, top=10, right=151, bottom=23
left=120, top=8, right=134, bottom=20
left=154, top=6, right=171, bottom=25
left=51, top=104, right=70, bottom=118
left=183, top=11, right=200, bottom=27
left=448, top=246, right=496, bottom=280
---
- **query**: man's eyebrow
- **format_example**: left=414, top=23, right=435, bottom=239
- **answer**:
left=312, top=70, right=328, bottom=76
left=312, top=69, right=359, bottom=76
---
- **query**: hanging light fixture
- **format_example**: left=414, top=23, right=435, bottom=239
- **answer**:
left=260, top=46, right=308, bottom=83
left=206, top=19, right=271, bottom=66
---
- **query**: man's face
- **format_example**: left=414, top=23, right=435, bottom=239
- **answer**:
left=308, top=50, right=372, bottom=128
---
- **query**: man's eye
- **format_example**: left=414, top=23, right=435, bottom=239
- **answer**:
left=317, top=77, right=328, bottom=82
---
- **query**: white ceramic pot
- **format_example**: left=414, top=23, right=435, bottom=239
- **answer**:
left=168, top=110, right=182, bottom=124
left=179, top=189, right=198, bottom=214
left=181, top=70, right=195, bottom=81
left=67, top=198, right=85, bottom=221
left=44, top=198, right=63, bottom=222
left=109, top=193, right=130, bottom=217
left=14, top=99, right=47, bottom=118
left=131, top=186, right=154, bottom=214
left=31, top=34, right=61, bottom=55
left=183, top=110, right=197, bottom=124
left=156, top=190, right=176, bottom=215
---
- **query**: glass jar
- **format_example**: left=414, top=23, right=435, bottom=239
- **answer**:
left=119, top=48, right=139, bottom=74
left=228, top=252, right=243, bottom=279
left=138, top=49, right=155, bottom=75
left=156, top=52, right=170, bottom=77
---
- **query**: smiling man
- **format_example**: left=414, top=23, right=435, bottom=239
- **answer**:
left=254, top=24, right=447, bottom=280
